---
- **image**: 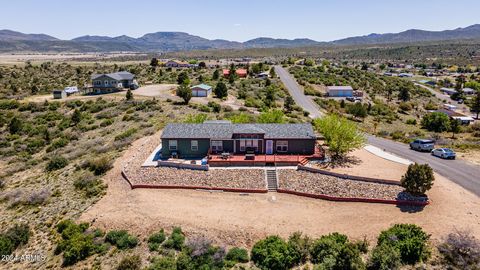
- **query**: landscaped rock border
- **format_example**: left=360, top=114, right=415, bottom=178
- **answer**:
left=276, top=189, right=429, bottom=206
left=298, top=165, right=401, bottom=185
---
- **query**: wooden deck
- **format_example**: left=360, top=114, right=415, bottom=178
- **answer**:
left=208, top=147, right=323, bottom=167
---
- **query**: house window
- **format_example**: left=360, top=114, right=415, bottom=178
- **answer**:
left=211, top=140, right=223, bottom=152
left=104, top=80, right=109, bottom=86
left=240, top=140, right=259, bottom=151
left=191, top=140, right=198, bottom=151
left=111, top=81, right=116, bottom=85
left=169, top=140, right=177, bottom=151
left=240, top=140, right=245, bottom=151
left=276, top=141, right=288, bottom=152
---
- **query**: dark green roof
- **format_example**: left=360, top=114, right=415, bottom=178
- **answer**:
left=161, top=123, right=316, bottom=139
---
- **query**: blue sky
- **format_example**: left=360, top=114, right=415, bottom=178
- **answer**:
left=1, top=0, right=479, bottom=42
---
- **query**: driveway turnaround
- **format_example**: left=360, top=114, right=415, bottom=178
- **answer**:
left=276, top=65, right=480, bottom=197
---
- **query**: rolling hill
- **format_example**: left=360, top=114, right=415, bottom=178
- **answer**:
left=1, top=24, right=480, bottom=53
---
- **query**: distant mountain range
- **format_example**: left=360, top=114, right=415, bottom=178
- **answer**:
left=1, top=24, right=480, bottom=53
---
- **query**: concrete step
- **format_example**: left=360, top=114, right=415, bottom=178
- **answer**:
left=265, top=169, right=278, bottom=191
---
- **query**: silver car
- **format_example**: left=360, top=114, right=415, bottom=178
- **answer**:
left=431, top=148, right=456, bottom=159
left=410, top=139, right=435, bottom=152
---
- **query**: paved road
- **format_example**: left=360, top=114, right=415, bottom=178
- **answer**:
left=275, top=66, right=323, bottom=118
left=276, top=66, right=480, bottom=197
left=414, top=82, right=471, bottom=113
left=368, top=135, right=480, bottom=196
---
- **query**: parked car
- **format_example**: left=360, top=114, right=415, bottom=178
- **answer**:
left=410, top=139, right=435, bottom=152
left=346, top=97, right=355, bottom=102
left=431, top=148, right=456, bottom=159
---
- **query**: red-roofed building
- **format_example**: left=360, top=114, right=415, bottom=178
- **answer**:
left=223, top=68, right=248, bottom=78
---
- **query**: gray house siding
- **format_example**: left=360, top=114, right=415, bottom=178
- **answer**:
left=271, top=139, right=315, bottom=155
left=161, top=138, right=210, bottom=158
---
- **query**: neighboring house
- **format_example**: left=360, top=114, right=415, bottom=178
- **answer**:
left=161, top=122, right=317, bottom=158
left=53, top=89, right=67, bottom=99
left=440, top=88, right=457, bottom=95
left=444, top=104, right=457, bottom=111
left=434, top=109, right=474, bottom=125
left=327, top=86, right=354, bottom=97
left=398, top=73, right=414, bottom=78
left=451, top=116, right=475, bottom=125
left=91, top=71, right=136, bottom=94
left=191, top=84, right=212, bottom=97
left=462, top=88, right=476, bottom=95
left=165, top=60, right=190, bottom=68
left=223, top=69, right=248, bottom=78
left=256, top=72, right=269, bottom=79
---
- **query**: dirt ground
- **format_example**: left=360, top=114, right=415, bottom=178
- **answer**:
left=321, top=148, right=408, bottom=181
left=457, top=150, right=480, bottom=166
left=79, top=132, right=480, bottom=248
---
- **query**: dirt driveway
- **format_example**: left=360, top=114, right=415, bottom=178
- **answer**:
left=80, top=132, right=480, bottom=247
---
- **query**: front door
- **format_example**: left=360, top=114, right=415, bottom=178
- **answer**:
left=266, top=140, right=273, bottom=155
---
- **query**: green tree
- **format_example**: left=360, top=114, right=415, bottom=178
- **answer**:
left=214, top=81, right=228, bottom=99
left=71, top=109, right=82, bottom=125
left=347, top=103, right=368, bottom=119
left=258, top=109, right=285, bottom=123
left=212, top=69, right=220, bottom=80
left=449, top=118, right=461, bottom=139
left=176, top=85, right=192, bottom=104
left=284, top=96, right=295, bottom=112
left=269, top=67, right=276, bottom=78
left=251, top=236, right=295, bottom=270
left=177, top=72, right=190, bottom=85
left=367, top=243, right=402, bottom=270
left=401, top=163, right=435, bottom=195
left=117, top=255, right=141, bottom=270
left=377, top=224, right=431, bottom=265
left=8, top=117, right=22, bottom=134
left=150, top=58, right=159, bottom=68
left=314, top=114, right=365, bottom=159
left=310, top=233, right=365, bottom=269
left=126, top=89, right=133, bottom=101
left=398, top=87, right=410, bottom=102
left=421, top=112, right=451, bottom=132
left=228, top=113, right=251, bottom=123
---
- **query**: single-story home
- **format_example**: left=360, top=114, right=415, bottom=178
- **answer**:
left=462, top=88, right=476, bottom=95
left=191, top=84, right=212, bottom=97
left=398, top=73, right=414, bottom=78
left=256, top=72, right=269, bottom=79
left=165, top=60, right=191, bottom=68
left=443, top=104, right=457, bottom=111
left=53, top=90, right=67, bottom=99
left=223, top=69, right=248, bottom=78
left=451, top=116, right=475, bottom=125
left=91, top=71, right=137, bottom=94
left=327, top=86, right=354, bottom=97
left=440, top=88, right=457, bottom=95
left=161, top=122, right=317, bottom=159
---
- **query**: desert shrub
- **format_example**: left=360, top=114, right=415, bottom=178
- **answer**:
left=114, top=128, right=137, bottom=141
left=424, top=101, right=438, bottom=110
left=148, top=256, right=177, bottom=270
left=25, top=188, right=51, bottom=205
left=100, top=118, right=114, bottom=127
left=251, top=235, right=295, bottom=270
left=367, top=243, right=402, bottom=270
left=0, top=224, right=31, bottom=256
left=46, top=156, right=68, bottom=171
left=0, top=99, right=19, bottom=110
left=46, top=137, right=69, bottom=152
left=377, top=224, right=430, bottom=265
left=73, top=173, right=105, bottom=197
left=55, top=220, right=105, bottom=266
left=398, top=102, right=412, bottom=111
left=310, top=232, right=365, bottom=269
left=225, top=247, right=249, bottom=264
left=391, top=130, right=405, bottom=141
left=438, top=231, right=480, bottom=269
left=117, top=254, right=141, bottom=270
left=84, top=156, right=113, bottom=175
left=353, top=237, right=369, bottom=254
left=148, top=229, right=166, bottom=251
left=163, top=227, right=185, bottom=250
left=0, top=235, right=14, bottom=256
left=182, top=236, right=226, bottom=269
left=105, top=230, right=138, bottom=250
left=401, top=163, right=435, bottom=195
left=287, top=232, right=312, bottom=265
left=406, top=118, right=417, bottom=125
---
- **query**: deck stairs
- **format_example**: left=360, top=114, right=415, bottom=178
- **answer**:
left=265, top=169, right=278, bottom=192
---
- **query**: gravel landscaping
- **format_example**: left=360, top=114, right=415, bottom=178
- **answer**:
left=278, top=170, right=426, bottom=201
left=128, top=167, right=266, bottom=190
